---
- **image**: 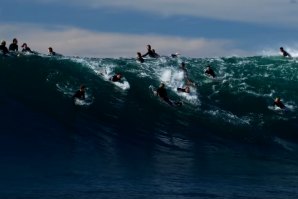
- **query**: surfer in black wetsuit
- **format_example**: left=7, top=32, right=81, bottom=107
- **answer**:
left=280, top=47, right=292, bottom=58
left=73, top=85, right=86, bottom=100
left=110, top=73, right=122, bottom=82
left=274, top=97, right=285, bottom=109
left=21, top=43, right=33, bottom=53
left=48, top=47, right=56, bottom=55
left=156, top=83, right=173, bottom=106
left=9, top=38, right=18, bottom=52
left=137, top=52, right=144, bottom=63
left=205, top=65, right=216, bottom=78
left=151, top=49, right=159, bottom=58
left=0, top=40, right=9, bottom=55
left=156, top=83, right=182, bottom=106
left=142, top=45, right=159, bottom=58
left=171, top=53, right=180, bottom=58
left=177, top=86, right=190, bottom=93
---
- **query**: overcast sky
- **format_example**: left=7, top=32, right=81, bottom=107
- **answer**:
left=1, top=0, right=298, bottom=57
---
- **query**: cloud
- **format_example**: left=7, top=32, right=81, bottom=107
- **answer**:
left=22, top=0, right=298, bottom=26
left=0, top=23, right=248, bottom=58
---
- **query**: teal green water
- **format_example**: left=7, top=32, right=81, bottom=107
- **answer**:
left=0, top=54, right=298, bottom=198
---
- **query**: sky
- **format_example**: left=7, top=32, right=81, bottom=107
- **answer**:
left=1, top=0, right=298, bottom=58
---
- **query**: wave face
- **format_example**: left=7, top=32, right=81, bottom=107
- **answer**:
left=1, top=54, right=298, bottom=198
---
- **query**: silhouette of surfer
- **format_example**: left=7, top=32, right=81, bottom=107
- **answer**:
left=73, top=85, right=86, bottom=101
left=156, top=83, right=182, bottom=106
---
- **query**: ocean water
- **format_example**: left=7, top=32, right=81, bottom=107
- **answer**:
left=0, top=53, right=298, bottom=198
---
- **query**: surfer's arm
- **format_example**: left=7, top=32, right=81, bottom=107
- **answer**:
left=142, top=52, right=149, bottom=57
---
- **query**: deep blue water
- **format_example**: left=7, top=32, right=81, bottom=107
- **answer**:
left=0, top=53, right=298, bottom=198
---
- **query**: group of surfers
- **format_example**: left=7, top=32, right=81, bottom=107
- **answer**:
left=0, top=38, right=57, bottom=56
left=73, top=44, right=288, bottom=109
left=0, top=39, right=289, bottom=109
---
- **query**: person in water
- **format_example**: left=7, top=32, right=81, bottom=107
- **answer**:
left=0, top=40, right=9, bottom=55
left=205, top=65, right=216, bottom=78
left=156, top=83, right=182, bottom=106
left=136, top=52, right=144, bottom=63
left=177, top=86, right=190, bottom=93
left=9, top=38, right=18, bottom=52
left=48, top=47, right=56, bottom=55
left=274, top=97, right=285, bottom=109
left=73, top=85, right=86, bottom=100
left=110, top=73, right=122, bottom=82
left=171, top=52, right=180, bottom=58
left=156, top=83, right=173, bottom=106
left=21, top=43, right=33, bottom=53
left=280, top=47, right=292, bottom=58
left=151, top=49, right=160, bottom=58
left=142, top=44, right=159, bottom=58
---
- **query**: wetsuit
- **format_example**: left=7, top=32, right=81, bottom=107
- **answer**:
left=137, top=57, right=144, bottom=63
left=157, top=87, right=173, bottom=106
left=274, top=101, right=285, bottom=109
left=0, top=45, right=9, bottom=55
left=142, top=50, right=158, bottom=58
left=110, top=75, right=121, bottom=82
left=282, top=51, right=291, bottom=58
left=9, top=43, right=18, bottom=51
left=22, top=47, right=33, bottom=53
left=205, top=68, right=216, bottom=78
left=73, top=90, right=85, bottom=100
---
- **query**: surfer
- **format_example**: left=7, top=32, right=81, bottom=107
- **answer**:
left=73, top=85, right=86, bottom=100
left=110, top=73, right=122, bottom=82
left=152, top=49, right=160, bottom=58
left=136, top=52, right=144, bottom=63
left=21, top=43, right=33, bottom=53
left=274, top=97, right=285, bottom=109
left=280, top=47, right=292, bottom=58
left=171, top=53, right=180, bottom=58
left=156, top=83, right=182, bottom=106
left=9, top=38, right=18, bottom=52
left=205, top=65, right=216, bottom=78
left=177, top=86, right=190, bottom=93
left=142, top=44, right=159, bottom=58
left=0, top=40, right=9, bottom=55
left=48, top=47, right=56, bottom=55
